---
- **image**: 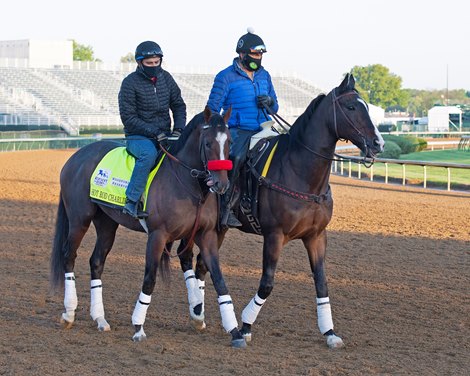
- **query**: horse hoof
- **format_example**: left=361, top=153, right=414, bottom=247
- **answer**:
left=231, top=338, right=247, bottom=349
left=96, top=317, right=111, bottom=332
left=240, top=323, right=252, bottom=342
left=241, top=332, right=252, bottom=343
left=60, top=313, right=74, bottom=329
left=326, top=334, right=344, bottom=349
left=132, top=333, right=147, bottom=342
left=132, top=327, right=147, bottom=342
left=191, top=318, right=206, bottom=332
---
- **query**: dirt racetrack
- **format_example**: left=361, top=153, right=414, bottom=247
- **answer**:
left=0, top=150, right=468, bottom=376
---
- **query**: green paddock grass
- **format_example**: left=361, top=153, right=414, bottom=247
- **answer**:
left=338, top=149, right=470, bottom=189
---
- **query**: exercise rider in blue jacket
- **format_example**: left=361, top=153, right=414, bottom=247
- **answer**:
left=207, top=28, right=279, bottom=228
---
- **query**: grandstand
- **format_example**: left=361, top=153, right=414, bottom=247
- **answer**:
left=0, top=65, right=323, bottom=135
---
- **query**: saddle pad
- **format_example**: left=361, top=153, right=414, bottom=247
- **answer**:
left=90, top=147, right=165, bottom=210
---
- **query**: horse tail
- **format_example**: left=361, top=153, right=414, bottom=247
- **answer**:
left=50, top=194, right=68, bottom=291
left=159, top=243, right=172, bottom=286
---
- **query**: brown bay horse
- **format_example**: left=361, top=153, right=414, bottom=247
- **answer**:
left=50, top=107, right=247, bottom=348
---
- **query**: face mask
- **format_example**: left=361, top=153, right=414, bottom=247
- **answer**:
left=141, top=64, right=162, bottom=78
left=242, top=54, right=262, bottom=71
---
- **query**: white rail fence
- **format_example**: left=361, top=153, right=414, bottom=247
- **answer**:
left=334, top=141, right=469, bottom=192
left=0, top=138, right=468, bottom=193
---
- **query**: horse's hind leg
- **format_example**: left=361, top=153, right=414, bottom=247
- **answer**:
left=178, top=240, right=206, bottom=330
left=304, top=232, right=344, bottom=349
left=89, top=213, right=119, bottom=332
left=61, top=220, right=92, bottom=328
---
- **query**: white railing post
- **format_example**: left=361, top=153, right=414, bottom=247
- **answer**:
left=447, top=168, right=451, bottom=191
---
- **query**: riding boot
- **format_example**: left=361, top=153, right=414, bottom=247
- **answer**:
left=123, top=199, right=148, bottom=219
left=220, top=190, right=242, bottom=228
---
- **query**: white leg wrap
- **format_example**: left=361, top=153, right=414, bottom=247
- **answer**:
left=90, top=279, right=105, bottom=321
left=197, top=279, right=205, bottom=299
left=241, top=293, right=266, bottom=325
left=184, top=270, right=203, bottom=308
left=64, top=272, right=77, bottom=319
left=218, top=294, right=238, bottom=333
left=132, top=292, right=151, bottom=326
left=317, top=297, right=334, bottom=334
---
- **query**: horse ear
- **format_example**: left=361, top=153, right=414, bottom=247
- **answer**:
left=223, top=106, right=232, bottom=124
left=349, top=74, right=356, bottom=88
left=338, top=73, right=355, bottom=93
left=204, top=106, right=212, bottom=123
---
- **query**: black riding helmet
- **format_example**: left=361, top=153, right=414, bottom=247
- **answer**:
left=236, top=28, right=267, bottom=54
left=135, top=41, right=164, bottom=61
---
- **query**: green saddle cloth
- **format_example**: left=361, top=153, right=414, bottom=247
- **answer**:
left=90, top=147, right=165, bottom=210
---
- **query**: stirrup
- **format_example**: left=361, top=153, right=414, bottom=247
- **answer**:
left=123, top=200, right=148, bottom=219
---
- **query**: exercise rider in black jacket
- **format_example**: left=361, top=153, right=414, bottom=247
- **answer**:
left=118, top=40, right=186, bottom=218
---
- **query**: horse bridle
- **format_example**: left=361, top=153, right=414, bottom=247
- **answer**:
left=158, top=123, right=232, bottom=257
left=286, top=88, right=374, bottom=166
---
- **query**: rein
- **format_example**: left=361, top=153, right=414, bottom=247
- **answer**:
left=159, top=143, right=210, bottom=180
left=261, top=92, right=374, bottom=166
left=159, top=142, right=209, bottom=258
left=250, top=89, right=378, bottom=202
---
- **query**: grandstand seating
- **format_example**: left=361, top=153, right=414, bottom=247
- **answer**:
left=0, top=66, right=324, bottom=134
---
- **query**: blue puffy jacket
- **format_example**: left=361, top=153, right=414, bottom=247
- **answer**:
left=207, top=58, right=279, bottom=131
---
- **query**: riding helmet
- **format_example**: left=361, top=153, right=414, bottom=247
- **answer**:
left=236, top=27, right=267, bottom=54
left=135, top=41, right=164, bottom=61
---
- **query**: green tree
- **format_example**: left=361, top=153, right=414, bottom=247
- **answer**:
left=72, top=40, right=100, bottom=61
left=349, top=64, right=409, bottom=110
left=120, top=52, right=135, bottom=63
left=404, top=89, right=470, bottom=117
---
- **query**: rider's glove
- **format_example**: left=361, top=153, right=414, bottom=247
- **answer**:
left=257, top=95, right=274, bottom=109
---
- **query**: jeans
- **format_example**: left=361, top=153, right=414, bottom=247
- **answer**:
left=125, top=137, right=158, bottom=203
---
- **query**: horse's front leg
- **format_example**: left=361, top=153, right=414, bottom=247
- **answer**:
left=304, top=232, right=344, bottom=349
left=178, top=240, right=206, bottom=330
left=131, top=230, right=165, bottom=342
left=198, top=231, right=246, bottom=348
left=240, top=231, right=284, bottom=342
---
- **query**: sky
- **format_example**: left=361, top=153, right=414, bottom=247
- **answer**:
left=1, top=0, right=468, bottom=92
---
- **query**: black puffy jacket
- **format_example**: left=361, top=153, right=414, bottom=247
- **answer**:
left=118, top=68, right=186, bottom=138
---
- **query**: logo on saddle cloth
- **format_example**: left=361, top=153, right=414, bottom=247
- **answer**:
left=90, top=147, right=165, bottom=209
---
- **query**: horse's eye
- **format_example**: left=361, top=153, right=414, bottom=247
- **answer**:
left=347, top=105, right=355, bottom=111
left=205, top=142, right=211, bottom=148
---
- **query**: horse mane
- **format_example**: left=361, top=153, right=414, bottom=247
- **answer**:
left=170, top=111, right=205, bottom=154
left=288, top=93, right=326, bottom=140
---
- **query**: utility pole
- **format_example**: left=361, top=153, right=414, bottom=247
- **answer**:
left=446, top=64, right=449, bottom=106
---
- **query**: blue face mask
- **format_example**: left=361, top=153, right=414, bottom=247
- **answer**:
left=141, top=64, right=162, bottom=78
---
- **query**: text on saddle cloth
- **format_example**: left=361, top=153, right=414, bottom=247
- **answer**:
left=89, top=147, right=165, bottom=210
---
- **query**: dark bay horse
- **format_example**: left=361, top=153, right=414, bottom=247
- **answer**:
left=179, top=74, right=385, bottom=349
left=50, top=107, right=247, bottom=348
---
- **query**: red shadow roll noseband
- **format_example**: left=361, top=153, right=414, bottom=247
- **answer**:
left=207, top=160, right=233, bottom=171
